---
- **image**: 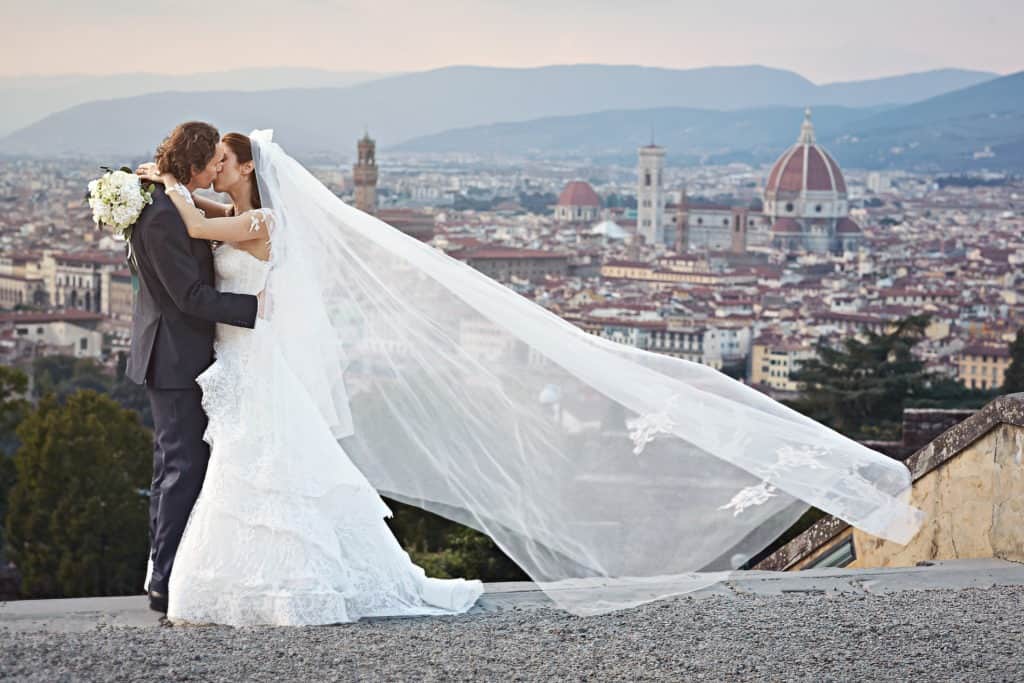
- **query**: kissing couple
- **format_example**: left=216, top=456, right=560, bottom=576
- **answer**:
left=130, top=122, right=482, bottom=625
left=128, top=121, right=924, bottom=626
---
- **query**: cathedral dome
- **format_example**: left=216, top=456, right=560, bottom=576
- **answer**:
left=764, top=109, right=847, bottom=197
left=557, top=181, right=601, bottom=207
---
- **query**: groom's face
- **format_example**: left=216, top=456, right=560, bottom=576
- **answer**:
left=189, top=142, right=227, bottom=190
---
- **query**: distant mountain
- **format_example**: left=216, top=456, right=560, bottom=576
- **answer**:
left=0, top=68, right=395, bottom=138
left=393, top=105, right=885, bottom=165
left=0, top=64, right=999, bottom=159
left=828, top=71, right=1024, bottom=169
left=814, top=69, right=999, bottom=107
left=396, top=71, right=1024, bottom=171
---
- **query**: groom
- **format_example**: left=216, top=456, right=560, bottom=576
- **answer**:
left=125, top=121, right=259, bottom=613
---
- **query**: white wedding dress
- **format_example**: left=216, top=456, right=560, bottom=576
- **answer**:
left=165, top=242, right=483, bottom=626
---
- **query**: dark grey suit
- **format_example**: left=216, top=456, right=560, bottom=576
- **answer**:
left=126, top=186, right=257, bottom=595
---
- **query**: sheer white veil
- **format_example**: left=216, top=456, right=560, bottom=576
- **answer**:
left=249, top=129, right=924, bottom=616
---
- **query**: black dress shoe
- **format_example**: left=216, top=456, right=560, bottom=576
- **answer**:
left=148, top=589, right=168, bottom=613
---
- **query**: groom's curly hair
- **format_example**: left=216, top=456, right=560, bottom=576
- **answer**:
left=155, top=121, right=220, bottom=185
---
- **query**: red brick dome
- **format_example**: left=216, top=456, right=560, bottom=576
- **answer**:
left=836, top=217, right=862, bottom=234
left=557, top=181, right=601, bottom=207
left=765, top=109, right=847, bottom=196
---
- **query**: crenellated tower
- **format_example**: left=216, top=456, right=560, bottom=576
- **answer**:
left=353, top=130, right=378, bottom=214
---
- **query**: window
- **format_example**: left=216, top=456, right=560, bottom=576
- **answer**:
left=815, top=204, right=822, bottom=213
left=80, top=338, right=88, bottom=351
left=697, top=218, right=703, bottom=225
left=785, top=202, right=794, bottom=212
left=645, top=172, right=651, bottom=187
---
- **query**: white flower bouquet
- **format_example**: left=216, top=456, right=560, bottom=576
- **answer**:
left=86, top=166, right=156, bottom=270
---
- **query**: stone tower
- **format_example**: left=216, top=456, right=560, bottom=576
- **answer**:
left=730, top=207, right=749, bottom=254
left=637, top=143, right=666, bottom=245
left=674, top=188, right=689, bottom=253
left=353, top=130, right=378, bottom=214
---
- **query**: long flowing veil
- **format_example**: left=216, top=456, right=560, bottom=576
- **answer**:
left=250, top=130, right=924, bottom=616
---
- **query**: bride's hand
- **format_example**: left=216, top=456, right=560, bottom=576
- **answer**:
left=136, top=162, right=165, bottom=184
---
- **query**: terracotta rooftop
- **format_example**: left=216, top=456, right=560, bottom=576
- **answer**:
left=0, top=310, right=105, bottom=324
left=557, top=181, right=601, bottom=208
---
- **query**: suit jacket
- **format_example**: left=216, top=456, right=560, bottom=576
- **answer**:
left=125, top=185, right=258, bottom=388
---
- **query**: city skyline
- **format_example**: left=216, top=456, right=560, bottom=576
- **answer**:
left=2, top=0, right=1021, bottom=82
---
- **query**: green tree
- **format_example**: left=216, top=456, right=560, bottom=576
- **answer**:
left=787, top=315, right=933, bottom=439
left=1003, top=329, right=1024, bottom=394
left=386, top=499, right=527, bottom=582
left=5, top=390, right=151, bottom=598
left=906, top=375, right=996, bottom=409
left=32, top=355, right=113, bottom=402
left=0, top=366, right=29, bottom=554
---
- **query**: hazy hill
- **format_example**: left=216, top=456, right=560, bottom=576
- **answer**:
left=393, top=105, right=883, bottom=164
left=0, top=64, right=998, bottom=159
left=396, top=72, right=1024, bottom=170
left=0, top=68, right=394, bottom=138
left=829, top=70, right=1024, bottom=169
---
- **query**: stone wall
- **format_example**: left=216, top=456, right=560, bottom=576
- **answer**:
left=852, top=422, right=1024, bottom=567
left=755, top=393, right=1024, bottom=571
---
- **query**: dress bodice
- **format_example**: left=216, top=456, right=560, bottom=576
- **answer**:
left=212, top=243, right=270, bottom=346
left=214, top=242, right=271, bottom=296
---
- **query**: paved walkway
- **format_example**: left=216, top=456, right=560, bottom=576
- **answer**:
left=2, top=558, right=1022, bottom=632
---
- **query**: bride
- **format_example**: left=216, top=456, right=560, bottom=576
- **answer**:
left=144, top=129, right=923, bottom=625
left=142, top=133, right=483, bottom=626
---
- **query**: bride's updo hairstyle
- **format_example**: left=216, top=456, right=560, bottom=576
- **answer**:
left=222, top=132, right=261, bottom=209
left=155, top=121, right=220, bottom=185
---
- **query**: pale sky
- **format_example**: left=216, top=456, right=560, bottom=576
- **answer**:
left=2, top=0, right=1021, bottom=82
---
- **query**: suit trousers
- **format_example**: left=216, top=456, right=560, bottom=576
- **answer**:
left=147, top=386, right=210, bottom=595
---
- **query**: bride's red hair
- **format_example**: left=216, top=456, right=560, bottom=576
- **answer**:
left=222, top=133, right=261, bottom=209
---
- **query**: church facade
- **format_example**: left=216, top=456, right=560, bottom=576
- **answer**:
left=675, top=109, right=862, bottom=255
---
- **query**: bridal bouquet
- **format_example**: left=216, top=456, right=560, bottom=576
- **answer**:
left=87, top=166, right=155, bottom=270
left=87, top=167, right=155, bottom=234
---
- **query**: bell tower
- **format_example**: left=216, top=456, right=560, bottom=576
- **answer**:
left=353, top=130, right=378, bottom=214
left=637, top=142, right=666, bottom=245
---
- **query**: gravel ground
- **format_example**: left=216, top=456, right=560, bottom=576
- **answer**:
left=3, top=586, right=1023, bottom=682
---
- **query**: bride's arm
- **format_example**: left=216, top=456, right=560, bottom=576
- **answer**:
left=192, top=193, right=234, bottom=219
left=136, top=162, right=232, bottom=218
left=161, top=173, right=271, bottom=243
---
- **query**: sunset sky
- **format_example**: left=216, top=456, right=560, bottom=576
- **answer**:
left=3, top=0, right=1021, bottom=82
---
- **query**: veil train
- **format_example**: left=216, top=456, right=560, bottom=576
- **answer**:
left=250, top=130, right=923, bottom=616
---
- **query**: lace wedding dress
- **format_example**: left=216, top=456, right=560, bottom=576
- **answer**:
left=165, top=241, right=483, bottom=626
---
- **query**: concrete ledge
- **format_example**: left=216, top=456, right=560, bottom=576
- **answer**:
left=755, top=393, right=1024, bottom=571
left=2, top=559, right=1022, bottom=632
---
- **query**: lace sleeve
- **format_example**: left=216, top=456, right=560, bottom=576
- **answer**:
left=253, top=208, right=279, bottom=320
